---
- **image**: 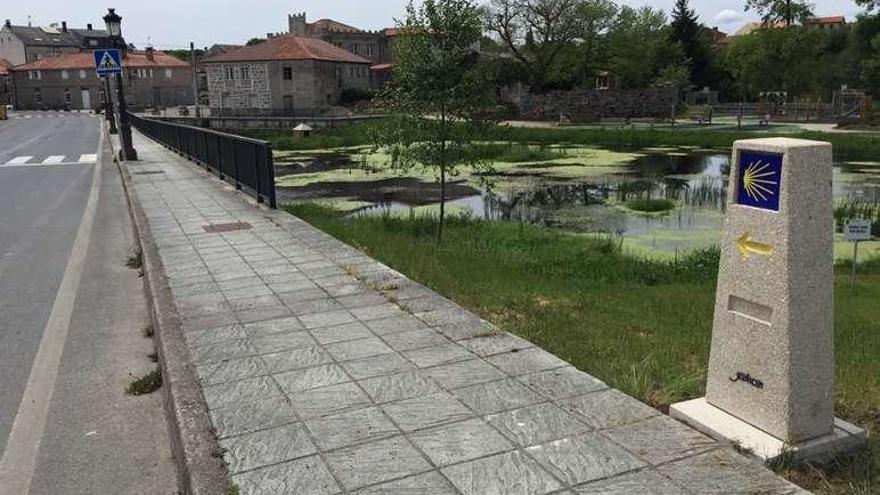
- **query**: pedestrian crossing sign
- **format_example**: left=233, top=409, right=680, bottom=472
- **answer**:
left=93, top=49, right=123, bottom=76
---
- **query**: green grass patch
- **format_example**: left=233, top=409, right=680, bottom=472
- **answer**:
left=126, top=368, right=163, bottom=396
left=250, top=120, right=880, bottom=162
left=624, top=198, right=676, bottom=213
left=285, top=203, right=880, bottom=495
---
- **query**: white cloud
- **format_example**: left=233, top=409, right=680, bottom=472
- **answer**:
left=711, top=9, right=745, bottom=26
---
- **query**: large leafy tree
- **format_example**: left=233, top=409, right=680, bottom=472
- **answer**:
left=484, top=0, right=617, bottom=90
left=375, top=0, right=496, bottom=243
left=607, top=6, right=685, bottom=89
left=744, top=0, right=814, bottom=27
left=723, top=26, right=825, bottom=98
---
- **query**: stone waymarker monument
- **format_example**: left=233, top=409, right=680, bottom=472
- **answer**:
left=671, top=138, right=866, bottom=461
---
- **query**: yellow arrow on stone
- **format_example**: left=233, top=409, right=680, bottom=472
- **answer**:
left=736, top=232, right=774, bottom=259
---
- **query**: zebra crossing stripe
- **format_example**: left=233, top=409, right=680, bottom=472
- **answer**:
left=43, top=156, right=66, bottom=164
left=6, top=156, right=33, bottom=165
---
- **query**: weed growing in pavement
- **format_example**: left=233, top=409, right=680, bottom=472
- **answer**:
left=126, top=249, right=143, bottom=269
left=141, top=325, right=154, bottom=338
left=126, top=368, right=162, bottom=395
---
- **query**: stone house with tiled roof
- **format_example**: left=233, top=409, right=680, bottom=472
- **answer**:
left=10, top=48, right=192, bottom=110
left=288, top=13, right=397, bottom=66
left=0, top=19, right=114, bottom=66
left=0, top=58, right=12, bottom=104
left=202, top=35, right=370, bottom=115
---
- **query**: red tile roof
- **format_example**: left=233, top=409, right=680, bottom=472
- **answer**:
left=370, top=63, right=394, bottom=71
left=806, top=16, right=846, bottom=25
left=202, top=35, right=370, bottom=64
left=11, top=50, right=189, bottom=71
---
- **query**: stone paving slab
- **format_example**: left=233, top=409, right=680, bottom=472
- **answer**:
left=128, top=131, right=811, bottom=495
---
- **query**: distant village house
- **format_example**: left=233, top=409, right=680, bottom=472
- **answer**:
left=10, top=48, right=192, bottom=111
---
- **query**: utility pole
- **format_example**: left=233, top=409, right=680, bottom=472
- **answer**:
left=190, top=41, right=200, bottom=119
left=104, top=76, right=117, bottom=134
left=104, top=8, right=137, bottom=161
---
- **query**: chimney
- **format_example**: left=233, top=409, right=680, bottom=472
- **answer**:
left=61, top=21, right=67, bottom=33
left=4, top=19, right=10, bottom=28
left=87, top=23, right=92, bottom=31
left=145, top=46, right=155, bottom=61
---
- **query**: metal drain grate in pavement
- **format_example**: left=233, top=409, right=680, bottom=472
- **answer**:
left=133, top=170, right=166, bottom=175
left=202, top=222, right=253, bottom=233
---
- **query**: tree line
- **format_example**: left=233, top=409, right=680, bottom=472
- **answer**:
left=478, top=0, right=880, bottom=101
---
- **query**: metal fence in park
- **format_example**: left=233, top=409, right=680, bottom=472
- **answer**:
left=128, top=113, right=276, bottom=208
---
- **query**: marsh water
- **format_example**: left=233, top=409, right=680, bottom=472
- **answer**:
left=276, top=150, right=880, bottom=255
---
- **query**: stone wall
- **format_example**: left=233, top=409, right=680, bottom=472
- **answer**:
left=517, top=88, right=677, bottom=122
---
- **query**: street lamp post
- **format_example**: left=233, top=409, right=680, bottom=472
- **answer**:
left=104, top=76, right=117, bottom=134
left=104, top=8, right=137, bottom=161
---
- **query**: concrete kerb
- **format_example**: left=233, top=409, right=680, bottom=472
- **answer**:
left=106, top=123, right=231, bottom=495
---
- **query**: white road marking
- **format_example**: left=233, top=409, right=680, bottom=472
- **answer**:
left=6, top=156, right=33, bottom=165
left=0, top=129, right=103, bottom=493
left=43, top=155, right=66, bottom=164
left=78, top=154, right=97, bottom=163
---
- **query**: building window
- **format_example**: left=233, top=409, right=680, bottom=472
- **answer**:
left=349, top=43, right=359, bottom=54
left=240, top=66, right=250, bottom=79
left=61, top=70, right=69, bottom=79
left=79, top=69, right=87, bottom=79
left=224, top=66, right=235, bottom=80
left=28, top=70, right=41, bottom=80
left=89, top=39, right=98, bottom=46
left=149, top=68, right=154, bottom=78
left=64, top=89, right=72, bottom=104
left=283, top=67, right=292, bottom=80
left=34, top=88, right=42, bottom=103
left=366, top=44, right=375, bottom=56
left=165, top=68, right=172, bottom=78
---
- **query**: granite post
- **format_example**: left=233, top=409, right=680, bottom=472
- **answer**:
left=671, top=138, right=866, bottom=461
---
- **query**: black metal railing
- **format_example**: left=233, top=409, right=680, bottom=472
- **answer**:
left=129, top=113, right=276, bottom=207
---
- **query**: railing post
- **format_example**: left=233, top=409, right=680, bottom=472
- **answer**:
left=253, top=144, right=262, bottom=204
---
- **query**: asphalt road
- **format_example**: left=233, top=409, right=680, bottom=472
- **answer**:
left=0, top=112, right=176, bottom=494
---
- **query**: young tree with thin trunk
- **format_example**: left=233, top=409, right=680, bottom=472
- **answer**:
left=744, top=0, right=814, bottom=27
left=374, top=0, right=496, bottom=244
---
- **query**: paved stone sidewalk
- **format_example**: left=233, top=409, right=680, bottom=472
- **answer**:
left=127, top=130, right=809, bottom=495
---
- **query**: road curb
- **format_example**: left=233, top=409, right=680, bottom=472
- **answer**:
left=106, top=124, right=231, bottom=495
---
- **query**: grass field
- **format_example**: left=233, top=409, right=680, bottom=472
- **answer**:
left=285, top=204, right=879, bottom=495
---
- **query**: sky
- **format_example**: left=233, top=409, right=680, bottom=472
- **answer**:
left=1, top=0, right=867, bottom=50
